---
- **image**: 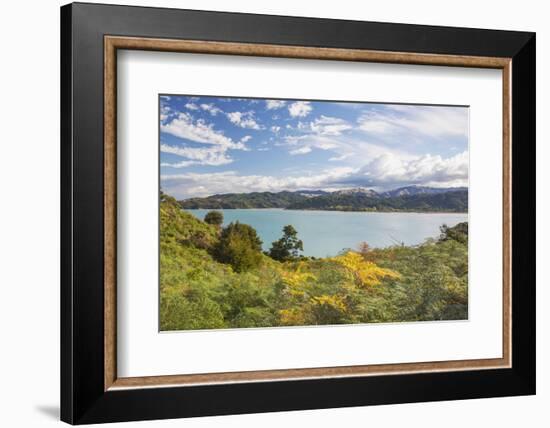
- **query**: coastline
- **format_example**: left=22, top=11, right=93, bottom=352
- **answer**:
left=183, top=207, right=468, bottom=215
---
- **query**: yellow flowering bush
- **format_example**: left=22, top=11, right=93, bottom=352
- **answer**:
left=330, top=251, right=400, bottom=287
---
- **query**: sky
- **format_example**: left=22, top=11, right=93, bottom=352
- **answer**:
left=160, top=95, right=469, bottom=200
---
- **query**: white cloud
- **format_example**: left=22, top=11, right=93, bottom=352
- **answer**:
left=346, top=151, right=469, bottom=188
left=162, top=167, right=356, bottom=198
left=226, top=111, right=263, bottom=130
left=160, top=144, right=233, bottom=167
left=310, top=116, right=352, bottom=136
left=161, top=112, right=245, bottom=150
left=357, top=116, right=396, bottom=134
left=358, top=105, right=468, bottom=138
left=266, top=100, right=286, bottom=110
left=277, top=115, right=351, bottom=157
left=160, top=99, right=469, bottom=196
left=184, top=103, right=199, bottom=111
left=200, top=103, right=222, bottom=116
left=329, top=154, right=351, bottom=162
left=283, top=134, right=339, bottom=152
left=160, top=112, right=251, bottom=168
left=315, top=141, right=339, bottom=150
left=289, top=146, right=312, bottom=155
left=162, top=149, right=468, bottom=198
left=160, top=105, right=172, bottom=122
left=288, top=101, right=312, bottom=118
left=161, top=160, right=196, bottom=168
left=279, top=119, right=417, bottom=169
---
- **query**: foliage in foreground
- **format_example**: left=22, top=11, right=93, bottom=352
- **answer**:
left=160, top=192, right=468, bottom=331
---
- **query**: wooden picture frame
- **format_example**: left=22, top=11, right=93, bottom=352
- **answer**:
left=61, top=2, right=535, bottom=424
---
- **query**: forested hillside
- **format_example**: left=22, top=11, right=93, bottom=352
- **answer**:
left=160, top=192, right=469, bottom=330
left=287, top=189, right=468, bottom=212
left=178, top=187, right=468, bottom=212
left=178, top=190, right=325, bottom=209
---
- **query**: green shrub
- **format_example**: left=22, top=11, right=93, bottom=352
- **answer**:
left=160, top=289, right=226, bottom=331
left=439, top=222, right=468, bottom=244
left=204, top=210, right=224, bottom=226
left=213, top=222, right=263, bottom=272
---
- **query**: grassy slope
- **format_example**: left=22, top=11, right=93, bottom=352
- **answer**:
left=160, top=193, right=468, bottom=331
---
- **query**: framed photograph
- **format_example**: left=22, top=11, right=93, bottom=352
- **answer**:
left=61, top=2, right=535, bottom=424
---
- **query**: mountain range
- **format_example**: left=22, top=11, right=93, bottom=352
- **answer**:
left=178, top=186, right=468, bottom=212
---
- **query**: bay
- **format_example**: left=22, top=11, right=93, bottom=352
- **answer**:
left=185, top=209, right=468, bottom=258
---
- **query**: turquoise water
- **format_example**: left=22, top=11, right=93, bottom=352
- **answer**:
left=186, top=209, right=468, bottom=258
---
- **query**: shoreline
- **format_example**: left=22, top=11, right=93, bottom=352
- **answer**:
left=183, top=207, right=468, bottom=215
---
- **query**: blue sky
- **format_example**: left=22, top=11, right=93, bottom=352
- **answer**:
left=160, top=95, right=469, bottom=199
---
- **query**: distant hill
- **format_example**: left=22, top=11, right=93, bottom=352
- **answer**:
left=380, top=185, right=467, bottom=198
left=332, top=187, right=379, bottom=197
left=179, top=186, right=468, bottom=212
left=294, top=190, right=329, bottom=198
left=179, top=190, right=313, bottom=209
left=287, top=189, right=467, bottom=212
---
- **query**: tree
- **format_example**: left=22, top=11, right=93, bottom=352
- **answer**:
left=269, top=225, right=304, bottom=261
left=204, top=210, right=224, bottom=227
left=213, top=222, right=263, bottom=272
left=439, top=222, right=468, bottom=244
